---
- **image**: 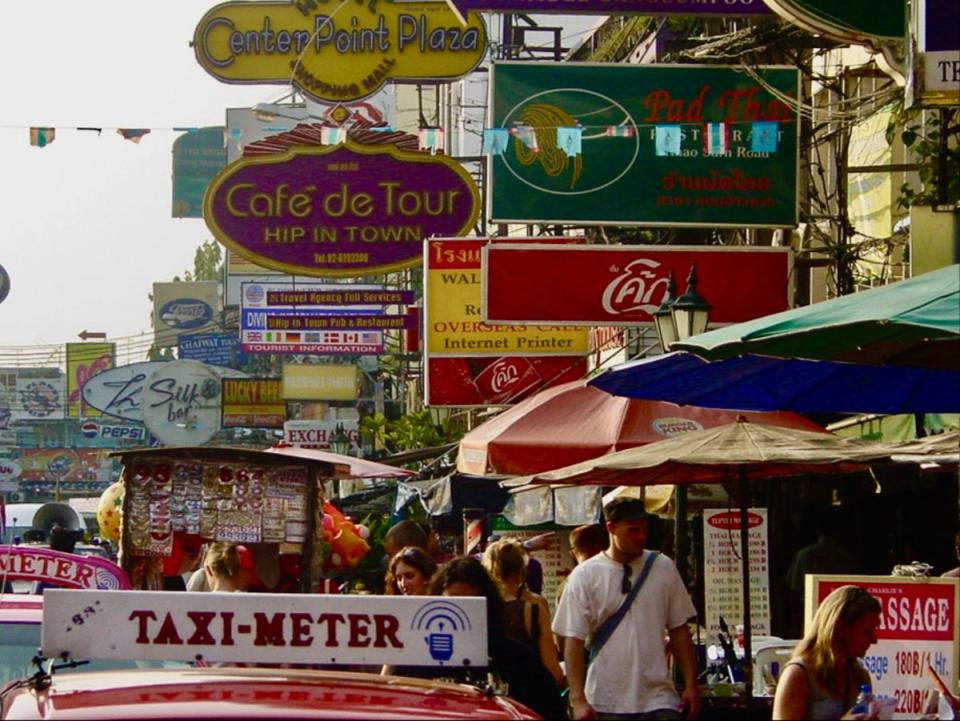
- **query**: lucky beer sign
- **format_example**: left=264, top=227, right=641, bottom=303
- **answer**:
left=193, top=0, right=487, bottom=104
left=204, top=142, right=481, bottom=277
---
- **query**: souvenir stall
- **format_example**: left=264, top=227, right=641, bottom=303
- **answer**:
left=107, top=447, right=369, bottom=592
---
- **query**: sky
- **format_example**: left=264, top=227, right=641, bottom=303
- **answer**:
left=0, top=2, right=599, bottom=359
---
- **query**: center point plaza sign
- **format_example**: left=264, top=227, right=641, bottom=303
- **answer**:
left=193, top=0, right=487, bottom=104
left=43, top=590, right=487, bottom=668
left=204, top=142, right=481, bottom=278
left=489, top=62, right=800, bottom=228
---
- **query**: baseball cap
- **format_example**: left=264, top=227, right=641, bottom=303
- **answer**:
left=602, top=497, right=658, bottom=524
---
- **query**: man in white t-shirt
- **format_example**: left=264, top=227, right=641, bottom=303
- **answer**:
left=553, top=498, right=700, bottom=720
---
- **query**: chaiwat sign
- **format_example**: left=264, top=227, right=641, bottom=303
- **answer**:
left=204, top=142, right=481, bottom=277
left=193, top=0, right=487, bottom=103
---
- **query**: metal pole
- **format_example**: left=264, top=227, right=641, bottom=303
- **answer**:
left=674, top=485, right=688, bottom=584
left=738, top=467, right=753, bottom=705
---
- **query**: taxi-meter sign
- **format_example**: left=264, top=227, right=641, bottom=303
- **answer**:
left=42, top=591, right=487, bottom=668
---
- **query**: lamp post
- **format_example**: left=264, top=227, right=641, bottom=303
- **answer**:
left=652, top=265, right=711, bottom=588
left=329, top=423, right=350, bottom=456
left=653, top=264, right=712, bottom=351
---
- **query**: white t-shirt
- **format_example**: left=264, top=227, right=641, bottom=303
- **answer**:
left=552, top=550, right=696, bottom=714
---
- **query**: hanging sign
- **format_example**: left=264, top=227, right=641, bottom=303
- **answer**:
left=205, top=143, right=481, bottom=278
left=141, top=360, right=223, bottom=446
left=808, top=575, right=959, bottom=719
left=193, top=1, right=487, bottom=104
left=489, top=62, right=800, bottom=228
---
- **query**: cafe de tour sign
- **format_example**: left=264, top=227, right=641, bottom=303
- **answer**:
left=204, top=142, right=481, bottom=278
left=193, top=0, right=487, bottom=104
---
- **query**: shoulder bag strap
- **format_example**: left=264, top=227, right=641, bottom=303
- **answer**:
left=587, top=551, right=659, bottom=664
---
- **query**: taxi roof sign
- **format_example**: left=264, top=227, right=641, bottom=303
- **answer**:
left=42, top=590, right=487, bottom=668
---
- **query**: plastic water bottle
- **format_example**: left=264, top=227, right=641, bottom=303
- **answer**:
left=850, top=683, right=874, bottom=715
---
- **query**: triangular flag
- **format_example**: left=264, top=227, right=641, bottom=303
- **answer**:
left=703, top=122, right=729, bottom=156
left=29, top=127, right=56, bottom=147
left=605, top=125, right=635, bottom=138
left=482, top=129, right=510, bottom=155
left=117, top=128, right=151, bottom=143
left=751, top=122, right=779, bottom=153
left=510, top=126, right=539, bottom=152
left=419, top=127, right=444, bottom=155
left=320, top=126, right=346, bottom=145
left=223, top=127, right=244, bottom=149
left=556, top=127, right=583, bottom=158
left=654, top=125, right=682, bottom=156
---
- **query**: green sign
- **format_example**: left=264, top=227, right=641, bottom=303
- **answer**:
left=172, top=127, right=226, bottom=219
left=489, top=62, right=800, bottom=228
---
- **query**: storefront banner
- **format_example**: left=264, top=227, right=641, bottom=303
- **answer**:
left=66, top=343, right=116, bottom=418
left=703, top=508, right=770, bottom=639
left=193, top=2, right=487, bottom=104
left=426, top=238, right=590, bottom=356
left=426, top=356, right=587, bottom=407
left=483, top=244, right=792, bottom=326
left=222, top=378, right=286, bottom=429
left=13, top=376, right=66, bottom=421
left=489, top=62, right=799, bottom=227
left=172, top=127, right=226, bottom=218
left=152, top=281, right=220, bottom=348
left=205, top=143, right=481, bottom=278
left=450, top=0, right=770, bottom=13
left=15, top=448, right=114, bottom=485
left=179, top=332, right=244, bottom=368
left=283, top=419, right=360, bottom=450
left=809, top=575, right=959, bottom=718
left=282, top=364, right=359, bottom=402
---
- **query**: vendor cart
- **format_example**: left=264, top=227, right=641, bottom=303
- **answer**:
left=110, top=446, right=348, bottom=592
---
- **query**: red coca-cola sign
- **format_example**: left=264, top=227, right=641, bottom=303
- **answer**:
left=427, top=356, right=586, bottom=407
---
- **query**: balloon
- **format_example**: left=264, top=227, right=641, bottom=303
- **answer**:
left=355, top=524, right=370, bottom=540
left=96, top=481, right=124, bottom=542
left=321, top=514, right=335, bottom=533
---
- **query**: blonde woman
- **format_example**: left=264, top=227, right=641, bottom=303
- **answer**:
left=203, top=542, right=257, bottom=592
left=482, top=538, right=564, bottom=685
left=773, top=585, right=881, bottom=720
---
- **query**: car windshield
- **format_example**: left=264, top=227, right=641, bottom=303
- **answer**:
left=0, top=620, right=187, bottom=686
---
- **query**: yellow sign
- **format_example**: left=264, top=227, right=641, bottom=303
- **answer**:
left=282, top=364, right=359, bottom=401
left=66, top=343, right=115, bottom=418
left=193, top=1, right=487, bottom=103
left=426, top=239, right=589, bottom=356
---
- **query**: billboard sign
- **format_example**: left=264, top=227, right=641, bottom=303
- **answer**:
left=489, top=62, right=799, bottom=228
left=13, top=376, right=66, bottom=421
left=140, top=360, right=223, bottom=446
left=193, top=1, right=487, bottom=104
left=153, top=281, right=220, bottom=348
left=222, top=378, right=286, bottom=428
left=281, top=364, right=359, bottom=402
left=483, top=244, right=792, bottom=326
left=283, top=419, right=360, bottom=449
left=426, top=356, right=587, bottom=407
left=172, top=127, right=226, bottom=218
left=66, top=343, right=115, bottom=418
left=205, top=142, right=481, bottom=278
left=178, top=332, right=243, bottom=368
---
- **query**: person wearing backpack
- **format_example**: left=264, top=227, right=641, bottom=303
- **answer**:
left=552, top=498, right=701, bottom=720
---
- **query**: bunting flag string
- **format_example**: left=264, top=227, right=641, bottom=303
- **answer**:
left=29, top=127, right=56, bottom=148
left=557, top=127, right=583, bottom=158
left=418, top=127, right=444, bottom=155
left=320, top=126, right=347, bottom=145
left=116, top=128, right=151, bottom=143
left=654, top=125, right=682, bottom=156
left=482, top=128, right=510, bottom=155
left=703, top=122, right=729, bottom=156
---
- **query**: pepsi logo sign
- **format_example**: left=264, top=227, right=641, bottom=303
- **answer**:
left=80, top=421, right=100, bottom=438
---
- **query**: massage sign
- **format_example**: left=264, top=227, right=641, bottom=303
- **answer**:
left=204, top=142, right=481, bottom=277
left=193, top=1, right=487, bottom=104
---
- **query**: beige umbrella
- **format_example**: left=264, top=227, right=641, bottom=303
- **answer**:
left=505, top=417, right=904, bottom=701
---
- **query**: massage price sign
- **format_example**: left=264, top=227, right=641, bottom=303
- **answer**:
left=43, top=590, right=487, bottom=668
left=807, top=575, right=960, bottom=718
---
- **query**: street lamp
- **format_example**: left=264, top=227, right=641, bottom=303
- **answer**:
left=329, top=423, right=350, bottom=456
left=653, top=265, right=711, bottom=351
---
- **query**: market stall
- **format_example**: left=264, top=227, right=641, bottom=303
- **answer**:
left=110, top=446, right=354, bottom=592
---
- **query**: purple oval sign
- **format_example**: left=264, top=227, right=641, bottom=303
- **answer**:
left=204, top=142, right=481, bottom=278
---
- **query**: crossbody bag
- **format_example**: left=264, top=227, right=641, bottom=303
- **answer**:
left=587, top=550, right=660, bottom=665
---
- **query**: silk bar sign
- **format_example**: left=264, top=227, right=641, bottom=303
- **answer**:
left=204, top=142, right=481, bottom=278
left=193, top=1, right=487, bottom=103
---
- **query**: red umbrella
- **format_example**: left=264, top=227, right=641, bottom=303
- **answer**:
left=265, top=444, right=417, bottom=479
left=457, top=378, right=825, bottom=476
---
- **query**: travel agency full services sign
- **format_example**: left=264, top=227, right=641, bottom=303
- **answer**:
left=204, top=143, right=481, bottom=278
left=193, top=1, right=487, bottom=103
left=489, top=62, right=799, bottom=228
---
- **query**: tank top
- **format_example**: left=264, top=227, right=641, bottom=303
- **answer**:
left=783, top=659, right=853, bottom=720
left=503, top=586, right=540, bottom=652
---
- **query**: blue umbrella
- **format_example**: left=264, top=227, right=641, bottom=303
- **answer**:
left=588, top=351, right=960, bottom=414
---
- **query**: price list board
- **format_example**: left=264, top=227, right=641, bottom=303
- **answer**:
left=809, top=575, right=959, bottom=719
left=702, top=508, right=771, bottom=639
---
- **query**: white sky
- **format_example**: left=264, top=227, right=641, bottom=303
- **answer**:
left=0, top=2, right=599, bottom=355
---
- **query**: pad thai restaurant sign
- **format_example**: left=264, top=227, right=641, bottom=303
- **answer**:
left=193, top=1, right=487, bottom=104
left=483, top=245, right=792, bottom=326
left=809, top=576, right=959, bottom=719
left=489, top=62, right=799, bottom=228
left=204, top=143, right=481, bottom=278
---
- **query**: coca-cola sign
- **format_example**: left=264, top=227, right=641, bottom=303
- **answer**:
left=205, top=143, right=481, bottom=278
left=426, top=356, right=586, bottom=407
left=483, top=244, right=792, bottom=326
